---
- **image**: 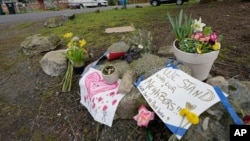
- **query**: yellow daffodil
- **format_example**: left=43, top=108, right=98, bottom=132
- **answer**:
left=212, top=42, right=221, bottom=50
left=192, top=17, right=206, bottom=33
left=64, top=32, right=73, bottom=38
left=79, top=39, right=87, bottom=48
left=67, top=41, right=73, bottom=48
left=63, top=32, right=89, bottom=67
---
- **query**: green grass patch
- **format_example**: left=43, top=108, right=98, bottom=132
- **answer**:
left=39, top=3, right=196, bottom=50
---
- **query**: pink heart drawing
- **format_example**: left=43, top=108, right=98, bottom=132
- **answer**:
left=85, top=71, right=118, bottom=99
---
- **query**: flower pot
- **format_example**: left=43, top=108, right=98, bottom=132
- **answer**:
left=173, top=40, right=220, bottom=81
left=101, top=65, right=119, bottom=84
left=73, top=65, right=85, bottom=74
left=73, top=61, right=87, bottom=75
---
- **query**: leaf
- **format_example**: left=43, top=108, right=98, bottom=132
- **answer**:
left=145, top=128, right=153, bottom=141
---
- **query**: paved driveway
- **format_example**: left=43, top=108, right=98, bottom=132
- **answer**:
left=0, top=3, right=150, bottom=23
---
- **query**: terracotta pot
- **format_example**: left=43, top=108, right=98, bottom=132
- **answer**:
left=101, top=65, right=119, bottom=84
left=173, top=40, right=220, bottom=81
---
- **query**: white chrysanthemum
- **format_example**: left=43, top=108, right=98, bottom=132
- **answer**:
left=192, top=17, right=206, bottom=33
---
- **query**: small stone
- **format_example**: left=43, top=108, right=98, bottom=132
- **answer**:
left=206, top=76, right=227, bottom=86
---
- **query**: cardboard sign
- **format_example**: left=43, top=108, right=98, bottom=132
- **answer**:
left=137, top=67, right=226, bottom=139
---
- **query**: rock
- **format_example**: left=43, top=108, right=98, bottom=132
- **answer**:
left=118, top=69, right=134, bottom=94
left=206, top=76, right=227, bottom=86
left=107, top=41, right=130, bottom=53
left=44, top=17, right=64, bottom=28
left=157, top=45, right=173, bottom=57
left=62, top=13, right=75, bottom=20
left=40, top=50, right=67, bottom=76
left=20, top=34, right=61, bottom=56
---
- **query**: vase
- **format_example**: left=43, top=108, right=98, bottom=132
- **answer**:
left=101, top=65, right=119, bottom=84
left=173, top=40, right=220, bottom=81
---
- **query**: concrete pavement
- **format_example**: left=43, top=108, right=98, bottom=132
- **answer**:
left=0, top=3, right=150, bottom=24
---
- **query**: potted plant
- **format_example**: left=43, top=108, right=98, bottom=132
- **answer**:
left=63, top=32, right=89, bottom=74
left=62, top=32, right=89, bottom=92
left=101, top=65, right=119, bottom=84
left=167, top=9, right=223, bottom=81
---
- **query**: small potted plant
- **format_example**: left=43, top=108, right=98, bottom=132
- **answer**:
left=167, top=9, right=223, bottom=81
left=62, top=32, right=89, bottom=92
left=63, top=32, right=89, bottom=74
left=101, top=65, right=119, bottom=84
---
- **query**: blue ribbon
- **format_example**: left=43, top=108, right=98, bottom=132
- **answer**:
left=165, top=57, right=180, bottom=69
left=213, top=86, right=244, bottom=125
left=134, top=74, right=145, bottom=87
left=166, top=123, right=187, bottom=137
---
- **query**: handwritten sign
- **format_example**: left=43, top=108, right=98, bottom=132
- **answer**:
left=79, top=68, right=125, bottom=127
left=137, top=67, right=226, bottom=140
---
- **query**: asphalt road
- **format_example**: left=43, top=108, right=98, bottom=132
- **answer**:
left=0, top=3, right=150, bottom=24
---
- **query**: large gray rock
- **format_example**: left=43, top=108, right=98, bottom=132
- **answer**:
left=44, top=17, right=64, bottom=28
left=40, top=50, right=67, bottom=76
left=98, top=53, right=190, bottom=119
left=20, top=34, right=61, bottom=56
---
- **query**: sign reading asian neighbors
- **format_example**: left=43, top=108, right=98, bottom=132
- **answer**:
left=137, top=67, right=227, bottom=140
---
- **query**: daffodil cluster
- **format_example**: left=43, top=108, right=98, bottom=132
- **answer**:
left=63, top=32, right=88, bottom=67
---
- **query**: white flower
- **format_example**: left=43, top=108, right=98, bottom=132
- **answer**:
left=192, top=17, right=206, bottom=33
left=72, top=36, right=80, bottom=41
left=138, top=44, right=143, bottom=49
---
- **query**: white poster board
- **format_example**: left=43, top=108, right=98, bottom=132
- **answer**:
left=79, top=68, right=125, bottom=127
left=137, top=67, right=226, bottom=139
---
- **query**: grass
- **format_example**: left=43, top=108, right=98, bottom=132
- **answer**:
left=39, top=2, right=197, bottom=50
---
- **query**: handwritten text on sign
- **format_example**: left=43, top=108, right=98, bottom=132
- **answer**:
left=137, top=67, right=223, bottom=127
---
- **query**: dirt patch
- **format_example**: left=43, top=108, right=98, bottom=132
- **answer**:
left=0, top=1, right=250, bottom=140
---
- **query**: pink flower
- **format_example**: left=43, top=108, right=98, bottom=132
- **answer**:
left=191, top=32, right=203, bottom=40
left=210, top=33, right=218, bottom=42
left=133, top=105, right=155, bottom=127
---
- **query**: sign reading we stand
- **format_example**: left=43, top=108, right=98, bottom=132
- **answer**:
left=137, top=67, right=226, bottom=140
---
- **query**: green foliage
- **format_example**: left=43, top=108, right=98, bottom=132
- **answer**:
left=167, top=9, right=193, bottom=42
left=108, top=0, right=116, bottom=5
left=122, top=28, right=153, bottom=53
left=62, top=62, right=73, bottom=92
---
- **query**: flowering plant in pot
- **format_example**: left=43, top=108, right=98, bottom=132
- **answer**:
left=62, top=32, right=89, bottom=92
left=167, top=9, right=223, bottom=80
left=63, top=32, right=88, bottom=68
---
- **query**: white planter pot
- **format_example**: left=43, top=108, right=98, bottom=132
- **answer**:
left=173, top=40, right=220, bottom=81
